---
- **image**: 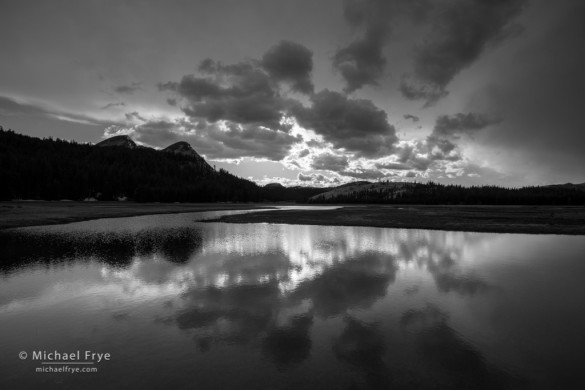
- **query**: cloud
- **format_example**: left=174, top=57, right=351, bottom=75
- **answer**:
left=294, top=89, right=398, bottom=157
left=401, top=0, right=526, bottom=103
left=101, top=102, right=126, bottom=110
left=333, top=0, right=430, bottom=92
left=341, top=168, right=387, bottom=180
left=124, top=111, right=147, bottom=122
left=160, top=41, right=315, bottom=133
left=114, top=82, right=141, bottom=94
left=298, top=172, right=313, bottom=182
left=160, top=60, right=290, bottom=132
left=298, top=149, right=310, bottom=158
left=333, top=30, right=386, bottom=93
left=433, top=112, right=500, bottom=137
left=0, top=95, right=107, bottom=127
left=335, top=0, right=527, bottom=102
left=311, top=153, right=349, bottom=171
left=403, top=114, right=419, bottom=122
left=297, top=172, right=331, bottom=185
left=261, top=41, right=314, bottom=94
left=422, top=112, right=498, bottom=161
left=375, top=162, right=410, bottom=170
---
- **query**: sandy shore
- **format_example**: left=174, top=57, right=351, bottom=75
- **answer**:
left=201, top=205, right=585, bottom=235
left=0, top=201, right=274, bottom=230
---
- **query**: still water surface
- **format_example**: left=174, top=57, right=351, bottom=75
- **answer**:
left=1, top=207, right=585, bottom=389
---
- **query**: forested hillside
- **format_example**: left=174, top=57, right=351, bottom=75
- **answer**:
left=0, top=128, right=261, bottom=202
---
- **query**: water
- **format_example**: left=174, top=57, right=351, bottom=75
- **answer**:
left=1, top=207, right=585, bottom=389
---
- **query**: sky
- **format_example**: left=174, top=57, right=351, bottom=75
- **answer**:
left=1, top=0, right=584, bottom=187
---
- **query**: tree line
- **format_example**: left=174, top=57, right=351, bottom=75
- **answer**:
left=309, top=181, right=585, bottom=205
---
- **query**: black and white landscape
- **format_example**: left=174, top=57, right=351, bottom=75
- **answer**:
left=1, top=1, right=585, bottom=389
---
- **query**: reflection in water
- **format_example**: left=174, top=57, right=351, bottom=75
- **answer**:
left=333, top=317, right=389, bottom=389
left=0, top=227, right=202, bottom=271
left=1, top=210, right=585, bottom=389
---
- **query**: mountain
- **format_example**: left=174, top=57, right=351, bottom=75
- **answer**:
left=96, top=135, right=137, bottom=149
left=163, top=141, right=212, bottom=172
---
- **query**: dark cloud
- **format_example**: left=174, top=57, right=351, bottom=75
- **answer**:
left=101, top=102, right=125, bottom=110
left=160, top=60, right=290, bottom=131
left=261, top=41, right=314, bottom=94
left=298, top=172, right=313, bottom=182
left=399, top=79, right=448, bottom=105
left=403, top=114, right=419, bottom=122
left=298, top=149, right=310, bottom=158
left=433, top=112, right=500, bottom=137
left=160, top=41, right=314, bottom=133
left=333, top=30, right=386, bottom=92
left=124, top=111, right=147, bottom=122
left=334, top=0, right=430, bottom=92
left=336, top=0, right=526, bottom=102
left=295, top=90, right=398, bottom=157
left=311, top=153, right=349, bottom=172
left=114, top=82, right=141, bottom=94
left=422, top=112, right=497, bottom=161
left=297, top=173, right=330, bottom=184
left=402, top=0, right=526, bottom=103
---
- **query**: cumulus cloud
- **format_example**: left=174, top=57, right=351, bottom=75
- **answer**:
left=294, top=89, right=398, bottom=157
left=160, top=41, right=315, bottom=133
left=159, top=61, right=289, bottom=131
left=261, top=40, right=314, bottom=94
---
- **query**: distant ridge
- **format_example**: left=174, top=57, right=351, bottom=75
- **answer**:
left=546, top=182, right=585, bottom=191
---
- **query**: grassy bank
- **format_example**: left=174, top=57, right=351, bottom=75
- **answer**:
left=201, top=205, right=585, bottom=235
left=0, top=201, right=274, bottom=230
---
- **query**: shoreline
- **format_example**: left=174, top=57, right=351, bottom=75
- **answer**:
left=1, top=202, right=584, bottom=235
left=200, top=205, right=585, bottom=235
left=0, top=201, right=277, bottom=230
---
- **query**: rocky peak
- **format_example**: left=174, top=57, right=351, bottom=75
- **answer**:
left=96, top=135, right=137, bottom=149
left=163, top=141, right=200, bottom=157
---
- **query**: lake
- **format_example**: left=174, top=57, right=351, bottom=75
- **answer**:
left=1, top=207, right=585, bottom=389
